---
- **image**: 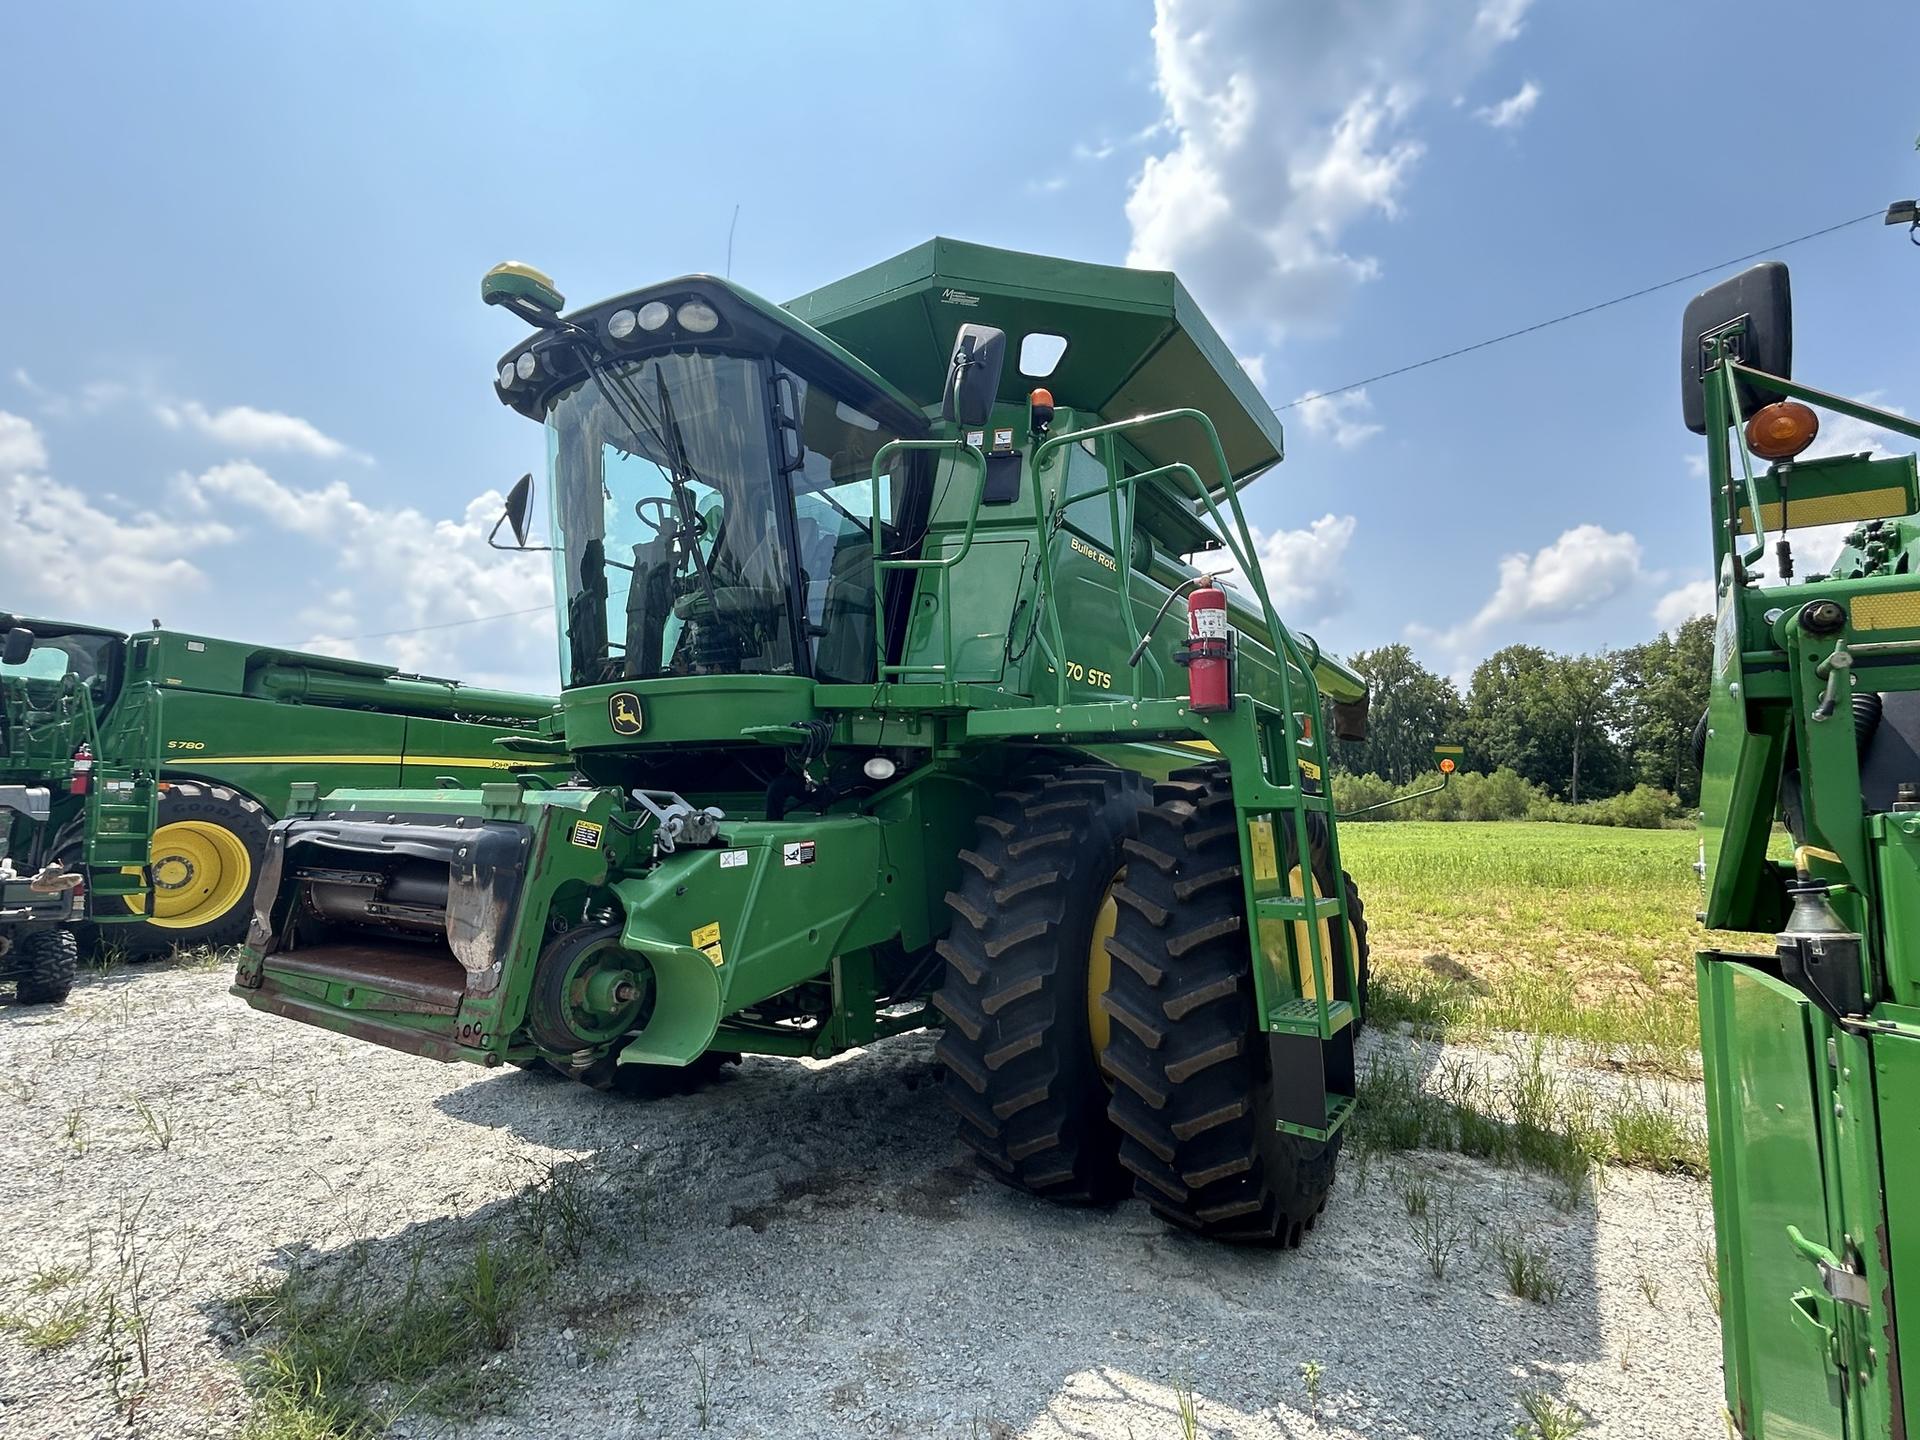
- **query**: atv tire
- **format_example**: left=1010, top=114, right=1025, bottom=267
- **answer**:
left=1101, top=766, right=1351, bottom=1245
left=119, top=784, right=271, bottom=959
left=933, top=761, right=1151, bottom=1205
left=12, top=928, right=77, bottom=1006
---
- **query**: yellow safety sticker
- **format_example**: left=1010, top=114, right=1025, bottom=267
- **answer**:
left=569, top=820, right=603, bottom=849
left=691, top=921, right=725, bottom=967
left=1248, top=818, right=1279, bottom=883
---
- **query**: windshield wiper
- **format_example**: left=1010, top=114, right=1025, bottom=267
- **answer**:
left=651, top=368, right=722, bottom=620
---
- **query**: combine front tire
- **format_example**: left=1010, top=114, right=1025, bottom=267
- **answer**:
left=12, top=929, right=77, bottom=1006
left=120, top=784, right=270, bottom=958
left=1101, top=767, right=1348, bottom=1245
left=933, top=763, right=1150, bottom=1205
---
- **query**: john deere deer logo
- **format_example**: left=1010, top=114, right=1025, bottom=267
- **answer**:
left=608, top=693, right=644, bottom=736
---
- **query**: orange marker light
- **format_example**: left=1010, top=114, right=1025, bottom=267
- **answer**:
left=1028, top=387, right=1055, bottom=435
left=1439, top=757, right=1456, bottom=774
left=1746, top=400, right=1820, bottom=460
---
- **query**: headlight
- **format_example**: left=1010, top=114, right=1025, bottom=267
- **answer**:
left=677, top=300, right=720, bottom=334
left=637, top=300, right=671, bottom=331
left=515, top=351, right=539, bottom=381
left=607, top=309, right=638, bottom=340
left=497, top=362, right=516, bottom=388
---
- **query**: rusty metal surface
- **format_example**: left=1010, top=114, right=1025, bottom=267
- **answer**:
left=272, top=943, right=468, bottom=1013
left=242, top=982, right=477, bottom=1063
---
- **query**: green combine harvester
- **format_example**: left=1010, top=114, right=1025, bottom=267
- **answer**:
left=1690, top=249, right=1920, bottom=1433
left=0, top=614, right=560, bottom=1001
left=234, top=239, right=1380, bottom=1241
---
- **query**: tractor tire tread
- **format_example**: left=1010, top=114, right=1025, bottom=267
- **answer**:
left=934, top=760, right=1149, bottom=1204
left=1101, top=765, right=1343, bottom=1246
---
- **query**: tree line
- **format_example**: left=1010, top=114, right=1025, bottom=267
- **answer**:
left=1321, top=614, right=1714, bottom=809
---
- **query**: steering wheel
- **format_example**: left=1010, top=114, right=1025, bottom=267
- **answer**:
left=633, top=495, right=681, bottom=537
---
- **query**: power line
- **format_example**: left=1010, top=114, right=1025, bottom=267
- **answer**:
left=337, top=605, right=549, bottom=642
left=1275, top=208, right=1886, bottom=412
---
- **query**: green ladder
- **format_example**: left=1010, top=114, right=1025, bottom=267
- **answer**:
left=82, top=766, right=157, bottom=917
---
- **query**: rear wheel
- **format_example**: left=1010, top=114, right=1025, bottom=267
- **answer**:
left=12, top=929, right=77, bottom=1005
left=932, top=762, right=1150, bottom=1204
left=118, top=784, right=270, bottom=958
left=1101, top=767, right=1346, bottom=1245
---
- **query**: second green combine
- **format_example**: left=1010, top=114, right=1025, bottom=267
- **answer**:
left=235, top=240, right=1376, bottom=1242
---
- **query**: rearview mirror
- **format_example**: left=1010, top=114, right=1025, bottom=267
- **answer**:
left=488, top=474, right=547, bottom=551
left=1682, top=262, right=1792, bottom=435
left=2, top=627, right=34, bottom=666
left=941, top=324, right=1007, bottom=428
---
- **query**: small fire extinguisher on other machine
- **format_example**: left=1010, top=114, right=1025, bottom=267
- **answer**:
left=1176, top=579, right=1233, bottom=713
left=69, top=743, right=93, bottom=796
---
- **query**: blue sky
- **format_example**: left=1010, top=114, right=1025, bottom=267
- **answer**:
left=5, top=1, right=1918, bottom=691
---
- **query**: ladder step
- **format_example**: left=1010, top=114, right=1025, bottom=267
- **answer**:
left=1255, top=896, right=1342, bottom=922
left=1267, top=999, right=1355, bottom=1036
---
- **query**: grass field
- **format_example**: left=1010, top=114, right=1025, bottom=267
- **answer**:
left=1341, top=821, right=1764, bottom=1074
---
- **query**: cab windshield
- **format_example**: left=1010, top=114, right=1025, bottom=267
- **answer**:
left=0, top=629, right=118, bottom=710
left=546, top=351, right=920, bottom=687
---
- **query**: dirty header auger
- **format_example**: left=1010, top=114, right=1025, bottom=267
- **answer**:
left=234, top=239, right=1375, bottom=1243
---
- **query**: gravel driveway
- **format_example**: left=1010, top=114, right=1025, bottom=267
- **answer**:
left=0, top=963, right=1724, bottom=1439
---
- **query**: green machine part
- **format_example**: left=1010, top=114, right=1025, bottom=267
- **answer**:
left=234, top=237, right=1385, bottom=1245
left=1688, top=254, right=1920, bottom=1435
left=0, top=615, right=562, bottom=952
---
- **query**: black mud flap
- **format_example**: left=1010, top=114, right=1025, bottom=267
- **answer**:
left=1268, top=1026, right=1354, bottom=1135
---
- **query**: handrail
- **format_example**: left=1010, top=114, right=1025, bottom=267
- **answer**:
left=1030, top=409, right=1347, bottom=1032
left=868, top=437, right=988, bottom=701
left=868, top=438, right=989, bottom=572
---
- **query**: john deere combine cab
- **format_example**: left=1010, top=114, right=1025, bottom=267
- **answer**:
left=0, top=614, right=560, bottom=978
left=1689, top=253, right=1920, bottom=1432
left=234, top=239, right=1373, bottom=1241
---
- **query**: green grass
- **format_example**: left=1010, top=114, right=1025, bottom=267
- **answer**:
left=1342, top=822, right=1768, bottom=1071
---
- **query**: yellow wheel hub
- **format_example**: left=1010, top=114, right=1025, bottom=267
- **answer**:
left=1087, top=871, right=1122, bottom=1064
left=124, top=820, right=253, bottom=929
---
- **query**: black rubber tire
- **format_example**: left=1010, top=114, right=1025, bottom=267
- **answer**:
left=525, top=923, right=642, bottom=1055
left=118, top=784, right=271, bottom=959
left=1344, top=870, right=1372, bottom=1024
left=1101, top=766, right=1346, bottom=1246
left=13, top=928, right=77, bottom=1005
left=932, top=761, right=1151, bottom=1205
left=568, top=1049, right=741, bottom=1097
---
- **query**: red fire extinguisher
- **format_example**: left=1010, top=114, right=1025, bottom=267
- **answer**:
left=1178, top=581, right=1234, bottom=713
left=69, top=743, right=93, bottom=796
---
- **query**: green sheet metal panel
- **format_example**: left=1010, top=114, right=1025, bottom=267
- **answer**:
left=786, top=237, right=1284, bottom=486
left=1872, top=1030, right=1920, bottom=1426
left=1699, top=956, right=1846, bottom=1438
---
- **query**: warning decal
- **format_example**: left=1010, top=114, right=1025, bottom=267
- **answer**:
left=782, top=841, right=817, bottom=867
left=570, top=820, right=604, bottom=849
left=691, top=921, right=725, bottom=967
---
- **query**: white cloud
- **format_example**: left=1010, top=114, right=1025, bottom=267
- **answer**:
left=185, top=463, right=553, bottom=683
left=1237, top=354, right=1269, bottom=391
left=0, top=411, right=48, bottom=473
left=1474, top=0, right=1533, bottom=43
left=154, top=400, right=359, bottom=460
left=0, top=410, right=237, bottom=614
left=1414, top=523, right=1646, bottom=657
left=1212, top=512, right=1358, bottom=621
left=1292, top=388, right=1381, bottom=448
left=1652, top=579, right=1716, bottom=630
left=1476, top=79, right=1541, bottom=129
left=1124, top=0, right=1531, bottom=339
left=1025, top=175, right=1069, bottom=196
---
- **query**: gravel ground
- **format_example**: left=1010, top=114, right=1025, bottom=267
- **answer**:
left=0, top=963, right=1725, bottom=1440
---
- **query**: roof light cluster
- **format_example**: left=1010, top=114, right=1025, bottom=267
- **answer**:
left=496, top=295, right=729, bottom=396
